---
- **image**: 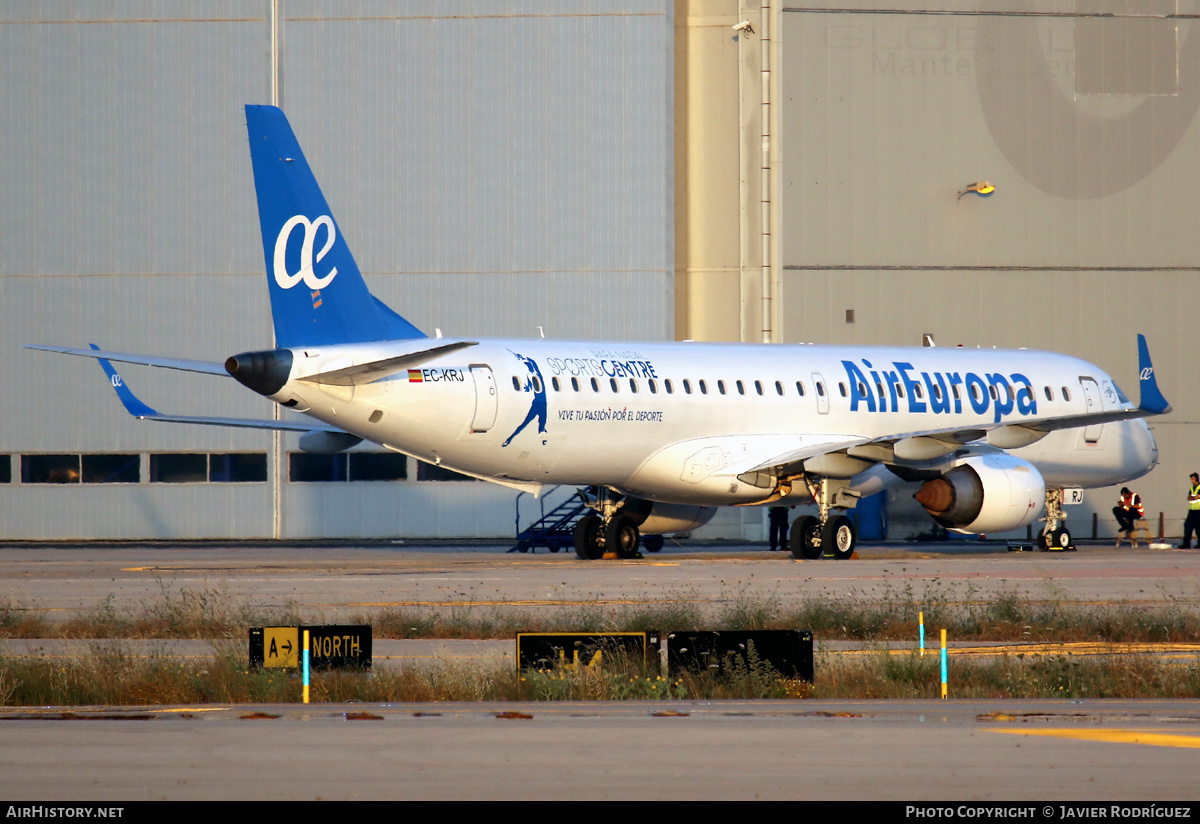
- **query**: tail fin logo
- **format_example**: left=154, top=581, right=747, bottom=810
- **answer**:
left=273, top=214, right=339, bottom=291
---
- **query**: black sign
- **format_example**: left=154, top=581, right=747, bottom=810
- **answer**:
left=516, top=632, right=657, bottom=672
left=249, top=625, right=372, bottom=671
left=666, top=630, right=813, bottom=682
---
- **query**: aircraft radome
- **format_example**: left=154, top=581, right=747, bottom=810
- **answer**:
left=27, top=105, right=1171, bottom=560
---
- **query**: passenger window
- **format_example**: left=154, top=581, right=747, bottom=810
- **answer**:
left=571, top=377, right=580, bottom=392
left=665, top=379, right=674, bottom=394
left=699, top=380, right=708, bottom=395
left=551, top=377, right=560, bottom=392
left=1007, top=385, right=1016, bottom=401
left=896, top=384, right=904, bottom=399
left=649, top=379, right=657, bottom=394
left=736, top=380, right=745, bottom=395
left=796, top=381, right=806, bottom=396
left=838, top=383, right=847, bottom=398
left=816, top=383, right=825, bottom=397
left=932, top=384, right=943, bottom=401
left=512, top=376, right=520, bottom=391
left=1044, top=386, right=1053, bottom=401
left=610, top=378, right=619, bottom=393
left=970, top=384, right=981, bottom=402
left=775, top=381, right=783, bottom=396
left=876, top=381, right=885, bottom=397
left=629, top=379, right=638, bottom=394
left=755, top=380, right=763, bottom=396
left=952, top=385, right=960, bottom=400
left=1062, top=387, right=1071, bottom=401
left=591, top=377, right=599, bottom=392
left=718, top=380, right=727, bottom=395
left=532, top=376, right=543, bottom=393
left=988, top=385, right=997, bottom=400
left=683, top=380, right=692, bottom=395
left=914, top=384, right=923, bottom=399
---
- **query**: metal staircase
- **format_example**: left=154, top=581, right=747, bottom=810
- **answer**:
left=510, top=488, right=587, bottom=553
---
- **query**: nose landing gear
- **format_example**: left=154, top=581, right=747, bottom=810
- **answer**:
left=789, top=478, right=858, bottom=560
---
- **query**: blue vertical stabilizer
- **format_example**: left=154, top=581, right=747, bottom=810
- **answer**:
left=245, top=104, right=425, bottom=347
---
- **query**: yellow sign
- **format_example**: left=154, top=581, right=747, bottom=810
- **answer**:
left=263, top=626, right=299, bottom=669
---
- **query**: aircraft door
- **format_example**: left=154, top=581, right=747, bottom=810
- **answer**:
left=812, top=373, right=830, bottom=414
left=470, top=365, right=498, bottom=432
left=1078, top=377, right=1105, bottom=443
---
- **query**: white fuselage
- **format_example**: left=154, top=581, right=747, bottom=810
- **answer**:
left=269, top=338, right=1158, bottom=506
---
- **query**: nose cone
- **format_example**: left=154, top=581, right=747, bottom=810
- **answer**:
left=225, top=349, right=294, bottom=396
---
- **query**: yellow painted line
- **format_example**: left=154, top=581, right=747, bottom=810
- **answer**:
left=989, top=728, right=1200, bottom=749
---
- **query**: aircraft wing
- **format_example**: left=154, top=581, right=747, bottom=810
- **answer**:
left=713, top=435, right=873, bottom=478
left=23, top=344, right=229, bottom=376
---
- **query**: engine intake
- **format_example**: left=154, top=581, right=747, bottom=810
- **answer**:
left=914, top=454, right=1045, bottom=534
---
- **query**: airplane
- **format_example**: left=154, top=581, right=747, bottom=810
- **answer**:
left=26, top=104, right=1171, bottom=561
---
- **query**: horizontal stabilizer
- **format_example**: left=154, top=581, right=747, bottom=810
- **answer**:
left=91, top=345, right=343, bottom=434
left=297, top=341, right=479, bottom=386
left=24, top=344, right=228, bottom=376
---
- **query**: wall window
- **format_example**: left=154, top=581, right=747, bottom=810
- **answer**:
left=20, top=454, right=140, bottom=484
left=151, top=454, right=207, bottom=483
left=289, top=453, right=346, bottom=482
left=288, top=452, right=406, bottom=482
left=209, top=453, right=268, bottom=483
left=83, top=454, right=140, bottom=483
left=0, top=455, right=9, bottom=483
left=22, top=454, right=81, bottom=484
left=417, top=462, right=476, bottom=482
left=350, top=453, right=407, bottom=481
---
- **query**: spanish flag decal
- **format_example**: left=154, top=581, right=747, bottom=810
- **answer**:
left=408, top=370, right=423, bottom=383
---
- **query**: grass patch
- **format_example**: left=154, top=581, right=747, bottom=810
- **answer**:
left=1, top=645, right=1197, bottom=705
left=3, top=581, right=1199, bottom=646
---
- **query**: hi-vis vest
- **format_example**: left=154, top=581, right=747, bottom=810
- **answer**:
left=1190, top=484, right=1200, bottom=511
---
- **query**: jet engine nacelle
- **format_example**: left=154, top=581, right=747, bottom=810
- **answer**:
left=299, top=430, right=364, bottom=453
left=914, top=454, right=1045, bottom=534
left=620, top=498, right=717, bottom=535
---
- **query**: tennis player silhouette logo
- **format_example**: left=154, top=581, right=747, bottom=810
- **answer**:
left=502, top=351, right=548, bottom=447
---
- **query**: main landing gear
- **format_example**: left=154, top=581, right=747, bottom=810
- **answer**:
left=574, top=488, right=643, bottom=560
left=789, top=478, right=858, bottom=561
left=1036, top=489, right=1075, bottom=551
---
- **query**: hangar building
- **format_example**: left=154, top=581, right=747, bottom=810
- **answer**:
left=1, top=0, right=1195, bottom=542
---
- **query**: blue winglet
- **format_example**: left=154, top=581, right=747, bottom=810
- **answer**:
left=1137, top=334, right=1171, bottom=415
left=90, top=343, right=159, bottom=418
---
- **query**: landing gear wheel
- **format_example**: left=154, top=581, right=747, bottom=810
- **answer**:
left=1036, top=530, right=1049, bottom=551
left=824, top=515, right=857, bottom=560
left=642, top=534, right=664, bottom=553
left=605, top=516, right=640, bottom=559
left=574, top=514, right=604, bottom=560
left=790, top=516, right=823, bottom=560
left=1050, top=528, right=1072, bottom=551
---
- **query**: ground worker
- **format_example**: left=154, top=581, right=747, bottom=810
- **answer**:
left=1112, top=487, right=1144, bottom=545
left=1181, top=473, right=1200, bottom=549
